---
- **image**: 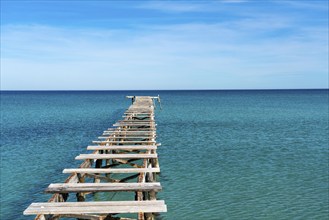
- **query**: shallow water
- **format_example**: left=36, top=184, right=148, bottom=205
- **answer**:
left=1, top=90, right=328, bottom=219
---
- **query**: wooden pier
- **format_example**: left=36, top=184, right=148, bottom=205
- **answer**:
left=24, top=96, right=167, bottom=220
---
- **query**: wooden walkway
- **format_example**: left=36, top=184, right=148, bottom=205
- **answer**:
left=24, top=96, right=166, bottom=220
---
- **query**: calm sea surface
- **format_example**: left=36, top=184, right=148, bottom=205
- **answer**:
left=1, top=90, right=328, bottom=219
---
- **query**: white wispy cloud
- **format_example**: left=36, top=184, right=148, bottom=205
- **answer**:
left=137, top=1, right=204, bottom=12
left=1, top=14, right=327, bottom=90
left=1, top=0, right=328, bottom=90
left=137, top=0, right=249, bottom=13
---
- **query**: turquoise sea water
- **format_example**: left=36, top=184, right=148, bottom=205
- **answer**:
left=1, top=90, right=328, bottom=219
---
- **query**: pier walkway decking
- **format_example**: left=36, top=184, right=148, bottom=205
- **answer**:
left=24, top=96, right=167, bottom=220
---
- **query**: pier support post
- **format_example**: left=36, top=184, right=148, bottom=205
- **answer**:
left=76, top=173, right=86, bottom=202
left=94, top=159, right=102, bottom=183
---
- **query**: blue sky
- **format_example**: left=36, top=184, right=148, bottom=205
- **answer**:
left=1, top=0, right=328, bottom=90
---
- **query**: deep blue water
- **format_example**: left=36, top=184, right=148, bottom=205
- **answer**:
left=1, top=90, right=328, bottom=219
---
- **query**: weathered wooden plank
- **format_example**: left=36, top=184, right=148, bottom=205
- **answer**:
left=96, top=139, right=154, bottom=143
left=75, top=154, right=158, bottom=160
left=104, top=130, right=155, bottom=133
left=102, top=133, right=155, bottom=135
left=113, top=125, right=155, bottom=128
left=124, top=113, right=153, bottom=115
left=114, top=122, right=155, bottom=125
left=130, top=107, right=150, bottom=108
left=105, top=130, right=156, bottom=133
left=63, top=167, right=160, bottom=174
left=113, top=124, right=156, bottom=127
left=123, top=115, right=153, bottom=117
left=99, top=136, right=156, bottom=139
left=27, top=200, right=163, bottom=207
left=127, top=107, right=152, bottom=109
left=114, top=122, right=154, bottom=124
left=96, top=137, right=154, bottom=139
left=124, top=115, right=152, bottom=117
left=45, top=182, right=162, bottom=193
left=87, top=145, right=158, bottom=150
left=24, top=201, right=167, bottom=215
left=126, top=96, right=159, bottom=99
left=92, top=141, right=156, bottom=144
left=98, top=136, right=155, bottom=139
left=118, top=120, right=155, bottom=122
left=115, top=122, right=155, bottom=124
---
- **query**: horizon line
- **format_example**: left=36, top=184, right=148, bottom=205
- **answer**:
left=1, top=88, right=328, bottom=92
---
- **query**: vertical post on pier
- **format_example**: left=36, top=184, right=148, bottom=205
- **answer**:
left=145, top=98, right=157, bottom=220
left=76, top=173, right=86, bottom=202
left=94, top=158, right=102, bottom=183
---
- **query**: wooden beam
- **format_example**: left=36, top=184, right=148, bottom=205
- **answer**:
left=102, top=133, right=156, bottom=135
left=118, top=121, right=153, bottom=123
left=75, top=154, right=158, bottom=160
left=104, top=131, right=155, bottom=133
left=99, top=136, right=156, bottom=139
left=114, top=122, right=155, bottom=125
left=118, top=120, right=154, bottom=122
left=126, top=96, right=159, bottom=99
left=96, top=137, right=154, bottom=140
left=45, top=182, right=162, bottom=193
left=87, top=145, right=158, bottom=150
left=63, top=168, right=160, bottom=174
left=113, top=124, right=155, bottom=126
left=92, top=141, right=156, bottom=144
left=24, top=201, right=167, bottom=215
left=124, top=113, right=153, bottom=115
left=105, top=130, right=156, bottom=133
